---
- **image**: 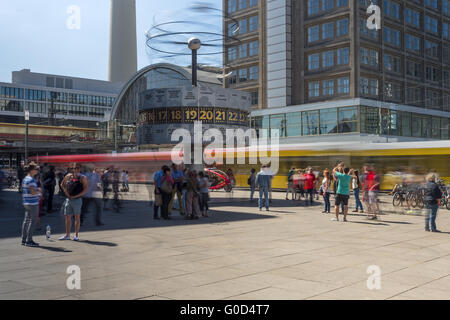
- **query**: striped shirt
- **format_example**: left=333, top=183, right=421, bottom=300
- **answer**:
left=22, top=176, right=39, bottom=206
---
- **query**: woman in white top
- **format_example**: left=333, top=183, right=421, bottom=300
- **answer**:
left=352, top=170, right=364, bottom=213
left=321, top=170, right=331, bottom=213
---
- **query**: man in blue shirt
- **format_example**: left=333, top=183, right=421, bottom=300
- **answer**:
left=168, top=163, right=185, bottom=216
left=153, top=165, right=168, bottom=220
left=256, top=165, right=272, bottom=211
left=21, top=162, right=41, bottom=247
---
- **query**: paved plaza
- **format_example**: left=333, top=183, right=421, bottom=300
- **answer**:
left=1, top=186, right=450, bottom=300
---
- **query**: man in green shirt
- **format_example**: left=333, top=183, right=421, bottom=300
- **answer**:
left=332, top=164, right=353, bottom=222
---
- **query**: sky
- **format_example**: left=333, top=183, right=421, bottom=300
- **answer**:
left=0, top=0, right=222, bottom=83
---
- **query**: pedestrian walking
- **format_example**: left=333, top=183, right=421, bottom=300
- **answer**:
left=332, top=164, right=353, bottom=222
left=169, top=163, right=185, bottom=216
left=304, top=168, right=316, bottom=205
left=365, top=165, right=380, bottom=220
left=249, top=168, right=256, bottom=201
left=352, top=170, right=364, bottom=213
left=286, top=167, right=296, bottom=200
left=160, top=167, right=174, bottom=220
left=21, top=162, right=41, bottom=247
left=80, top=166, right=104, bottom=226
left=198, top=171, right=210, bottom=217
left=424, top=173, right=443, bottom=232
left=153, top=166, right=166, bottom=220
left=185, top=170, right=201, bottom=219
left=256, top=165, right=272, bottom=211
left=321, top=170, right=332, bottom=213
left=59, top=163, right=88, bottom=241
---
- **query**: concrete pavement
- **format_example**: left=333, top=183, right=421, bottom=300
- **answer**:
left=1, top=186, right=450, bottom=300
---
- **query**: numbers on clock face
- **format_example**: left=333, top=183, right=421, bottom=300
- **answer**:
left=139, top=108, right=247, bottom=125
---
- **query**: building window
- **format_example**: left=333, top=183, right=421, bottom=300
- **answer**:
left=249, top=41, right=258, bottom=56
left=444, top=23, right=450, bottom=40
left=360, top=48, right=379, bottom=67
left=322, top=22, right=334, bottom=40
left=384, top=27, right=401, bottom=47
left=250, top=0, right=258, bottom=7
left=251, top=91, right=258, bottom=105
left=384, top=0, right=400, bottom=20
left=337, top=18, right=349, bottom=37
left=384, top=82, right=402, bottom=101
left=228, top=47, right=237, bottom=62
left=425, top=41, right=439, bottom=59
left=337, top=47, right=349, bottom=65
left=228, top=71, right=237, bottom=85
left=239, top=43, right=248, bottom=58
left=228, top=0, right=237, bottom=13
left=239, top=68, right=248, bottom=82
left=249, top=66, right=258, bottom=80
left=406, top=60, right=422, bottom=78
left=405, top=34, right=421, bottom=53
left=425, top=16, right=438, bottom=34
left=322, top=50, right=334, bottom=68
left=308, top=25, right=320, bottom=43
left=425, top=0, right=438, bottom=10
left=384, top=54, right=401, bottom=73
left=302, top=110, right=319, bottom=135
left=323, top=79, right=334, bottom=96
left=270, top=114, right=286, bottom=137
left=308, top=53, right=320, bottom=70
left=238, top=18, right=248, bottom=34
left=337, top=0, right=348, bottom=7
left=444, top=0, right=450, bottom=15
left=338, top=106, right=358, bottom=133
left=249, top=16, right=258, bottom=32
left=322, top=0, right=333, bottom=11
left=337, top=77, right=350, bottom=94
left=308, top=0, right=319, bottom=16
left=239, top=0, right=247, bottom=10
left=405, top=8, right=421, bottom=28
left=286, top=112, right=301, bottom=137
left=308, top=81, right=320, bottom=98
left=360, top=19, right=379, bottom=39
left=320, top=108, right=338, bottom=135
left=361, top=106, right=380, bottom=134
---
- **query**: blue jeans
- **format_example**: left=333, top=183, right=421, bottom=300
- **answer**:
left=259, top=187, right=269, bottom=210
left=353, top=188, right=363, bottom=211
left=323, top=192, right=330, bottom=212
left=425, top=204, right=439, bottom=231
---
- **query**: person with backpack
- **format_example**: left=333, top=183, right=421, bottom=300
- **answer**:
left=248, top=168, right=256, bottom=201
left=286, top=168, right=296, bottom=200
left=59, top=163, right=88, bottom=241
left=424, top=173, right=443, bottom=232
left=160, top=166, right=174, bottom=220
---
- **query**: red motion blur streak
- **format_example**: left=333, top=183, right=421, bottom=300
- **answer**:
left=204, top=168, right=229, bottom=190
left=30, top=151, right=181, bottom=164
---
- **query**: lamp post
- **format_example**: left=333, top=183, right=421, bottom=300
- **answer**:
left=24, top=109, right=29, bottom=165
left=188, top=37, right=201, bottom=87
left=114, top=118, right=118, bottom=153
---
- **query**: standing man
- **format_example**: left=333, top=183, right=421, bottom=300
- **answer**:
left=21, top=162, right=41, bottom=247
left=169, top=163, right=185, bottom=216
left=304, top=167, right=317, bottom=205
left=424, top=173, right=442, bottom=232
left=366, top=165, right=381, bottom=220
left=249, top=168, right=256, bottom=201
left=81, top=166, right=104, bottom=226
left=60, top=163, right=88, bottom=241
left=17, top=161, right=25, bottom=193
left=332, top=164, right=353, bottom=222
left=153, top=166, right=166, bottom=220
left=256, top=165, right=272, bottom=212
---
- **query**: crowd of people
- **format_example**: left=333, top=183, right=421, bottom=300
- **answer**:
left=12, top=158, right=446, bottom=247
left=152, top=164, right=210, bottom=220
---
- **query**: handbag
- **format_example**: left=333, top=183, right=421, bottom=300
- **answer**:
left=154, top=193, right=162, bottom=206
left=319, top=186, right=324, bottom=196
left=161, top=178, right=173, bottom=194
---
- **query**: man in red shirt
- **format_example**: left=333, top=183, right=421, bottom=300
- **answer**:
left=304, top=168, right=316, bottom=205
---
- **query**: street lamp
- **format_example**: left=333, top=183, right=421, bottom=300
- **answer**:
left=188, top=37, right=201, bottom=87
left=114, top=118, right=118, bottom=153
left=24, top=109, right=29, bottom=165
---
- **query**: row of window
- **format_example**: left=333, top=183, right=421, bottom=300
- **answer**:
left=307, top=18, right=349, bottom=43
left=307, top=0, right=349, bottom=16
left=361, top=0, right=450, bottom=16
left=308, top=47, right=349, bottom=71
left=252, top=106, right=450, bottom=140
left=308, top=77, right=350, bottom=98
left=227, top=0, right=257, bottom=14
left=227, top=16, right=258, bottom=37
left=228, top=66, right=259, bottom=85
left=0, top=86, right=115, bottom=107
left=0, top=100, right=109, bottom=118
left=227, top=41, right=258, bottom=62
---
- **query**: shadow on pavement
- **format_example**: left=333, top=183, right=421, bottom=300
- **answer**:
left=77, top=240, right=118, bottom=247
left=35, top=245, right=72, bottom=253
left=347, top=221, right=390, bottom=226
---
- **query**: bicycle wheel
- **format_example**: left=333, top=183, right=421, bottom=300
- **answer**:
left=446, top=199, right=450, bottom=210
left=408, top=194, right=417, bottom=208
left=416, top=196, right=424, bottom=209
left=393, top=193, right=402, bottom=207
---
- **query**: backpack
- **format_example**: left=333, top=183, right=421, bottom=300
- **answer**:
left=161, top=177, right=173, bottom=194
